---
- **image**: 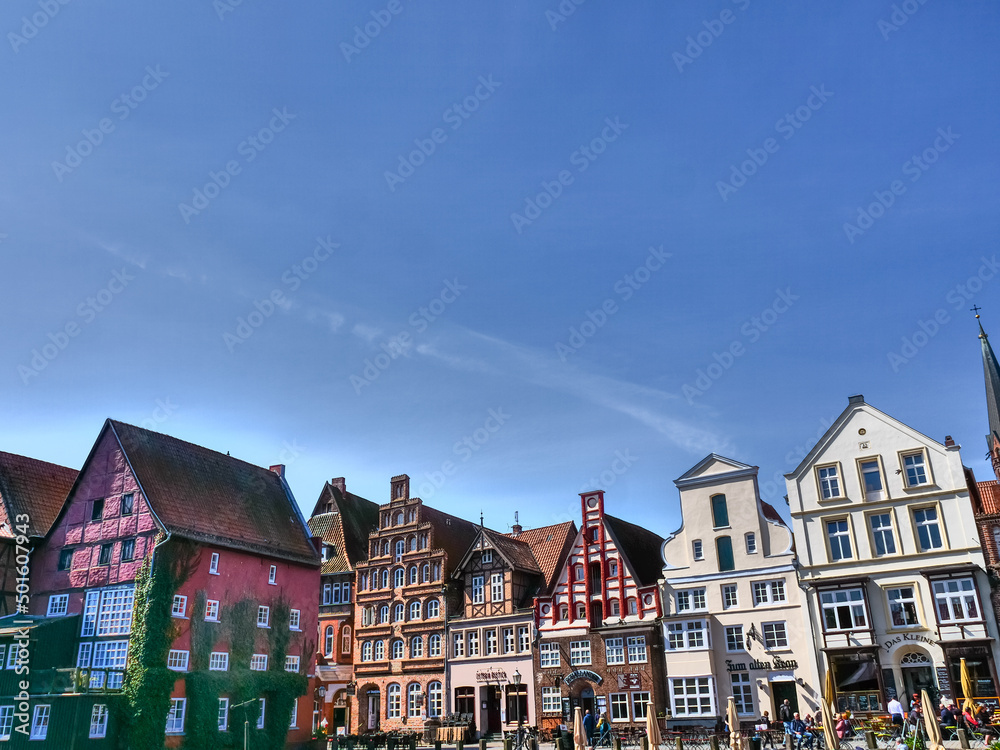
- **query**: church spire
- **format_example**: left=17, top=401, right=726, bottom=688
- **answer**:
left=976, top=310, right=1000, bottom=480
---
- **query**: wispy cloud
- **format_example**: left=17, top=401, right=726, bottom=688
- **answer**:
left=351, top=323, right=383, bottom=342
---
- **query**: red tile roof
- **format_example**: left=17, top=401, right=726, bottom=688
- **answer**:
left=509, top=521, right=577, bottom=594
left=978, top=480, right=1000, bottom=516
left=107, top=420, right=319, bottom=565
left=0, top=452, right=77, bottom=538
left=483, top=528, right=541, bottom=574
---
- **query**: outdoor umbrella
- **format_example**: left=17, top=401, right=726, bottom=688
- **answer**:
left=961, top=658, right=976, bottom=715
left=646, top=706, right=662, bottom=750
left=824, top=667, right=836, bottom=707
left=921, top=689, right=945, bottom=750
left=727, top=696, right=742, bottom=750
left=574, top=707, right=587, bottom=750
left=820, top=694, right=838, bottom=750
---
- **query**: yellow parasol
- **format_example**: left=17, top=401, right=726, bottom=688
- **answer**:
left=961, top=658, right=976, bottom=715
left=646, top=706, right=662, bottom=750
left=727, top=696, right=742, bottom=750
left=820, top=695, right=838, bottom=750
left=921, top=689, right=945, bottom=750
left=573, top=707, right=587, bottom=750
left=824, top=666, right=836, bottom=707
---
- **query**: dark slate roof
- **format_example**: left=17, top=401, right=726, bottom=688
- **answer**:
left=760, top=500, right=786, bottom=526
left=0, top=452, right=77, bottom=538
left=108, top=420, right=319, bottom=566
left=604, top=514, right=665, bottom=588
left=421, top=505, right=482, bottom=577
left=483, top=528, right=541, bottom=574
left=980, top=321, right=1000, bottom=449
left=509, top=521, right=577, bottom=595
left=308, top=481, right=379, bottom=574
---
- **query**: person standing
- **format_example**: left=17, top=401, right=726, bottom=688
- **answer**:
left=887, top=696, right=904, bottom=727
left=759, top=711, right=776, bottom=749
left=780, top=700, right=794, bottom=737
left=583, top=710, right=595, bottom=747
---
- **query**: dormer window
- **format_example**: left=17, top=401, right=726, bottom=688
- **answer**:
left=481, top=551, right=492, bottom=564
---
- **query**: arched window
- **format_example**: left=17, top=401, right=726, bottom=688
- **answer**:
left=387, top=684, right=401, bottom=718
left=380, top=605, right=390, bottom=624
left=575, top=602, right=586, bottom=620
left=324, top=625, right=334, bottom=657
left=381, top=570, right=389, bottom=589
left=383, top=541, right=390, bottom=556
left=407, top=510, right=415, bottom=523
left=341, top=625, right=352, bottom=655
left=610, top=599, right=620, bottom=616
left=627, top=598, right=637, bottom=615
left=362, top=641, right=372, bottom=661
left=394, top=603, right=404, bottom=622
left=711, top=494, right=729, bottom=528
left=419, top=534, right=428, bottom=549
left=395, top=512, right=404, bottom=526
left=358, top=572, right=366, bottom=591
left=608, top=560, right=618, bottom=577
left=408, top=566, right=418, bottom=585
left=426, top=599, right=440, bottom=619
left=411, top=636, right=423, bottom=658
left=407, top=683, right=422, bottom=717
left=717, top=536, right=735, bottom=572
left=574, top=564, right=584, bottom=581
left=993, top=526, right=1000, bottom=557
left=422, top=564, right=430, bottom=583
left=428, top=681, right=442, bottom=717
left=559, top=604, right=568, bottom=621
left=394, top=568, right=404, bottom=588
left=409, top=601, right=421, bottom=621
left=395, top=540, right=405, bottom=560
left=429, top=634, right=441, bottom=656
left=392, top=639, right=404, bottom=660
left=432, top=563, right=441, bottom=581
left=375, top=641, right=385, bottom=660
left=409, top=536, right=417, bottom=552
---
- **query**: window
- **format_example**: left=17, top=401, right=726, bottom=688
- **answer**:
left=210, top=652, right=229, bottom=671
left=378, top=605, right=388, bottom=623
left=627, top=598, right=637, bottom=616
left=31, top=705, right=50, bottom=739
left=91, top=498, right=105, bottom=522
left=342, top=625, right=352, bottom=655
left=914, top=507, right=943, bottom=551
left=411, top=636, right=423, bottom=658
left=903, top=452, right=928, bottom=487
left=627, top=636, right=647, bottom=663
left=381, top=570, right=389, bottom=588
left=717, top=536, right=735, bottom=572
left=610, top=693, right=629, bottom=721
left=491, top=573, right=503, bottom=602
left=342, top=582, right=351, bottom=603
left=403, top=601, right=417, bottom=622
left=76, top=643, right=90, bottom=668
left=5, top=646, right=17, bottom=670
left=817, top=464, right=842, bottom=499
left=886, top=587, right=920, bottom=627
left=409, top=536, right=417, bottom=552
left=632, top=692, right=651, bottom=720
left=503, top=628, right=515, bottom=654
left=591, top=527, right=599, bottom=542
left=166, top=698, right=185, bottom=734
left=121, top=538, right=135, bottom=561
left=96, top=586, right=135, bottom=636
left=518, top=626, right=530, bottom=652
left=257, top=699, right=265, bottom=729
left=576, top=602, right=586, bottom=620
left=374, top=639, right=386, bottom=660
left=422, top=564, right=430, bottom=582
left=711, top=494, right=729, bottom=527
left=395, top=540, right=405, bottom=560
left=362, top=642, right=372, bottom=661
left=426, top=599, right=440, bottom=618
left=933, top=578, right=980, bottom=622
left=453, top=633, right=465, bottom=657
left=482, top=550, right=492, bottom=563
left=540, top=642, right=560, bottom=667
left=209, top=552, right=220, bottom=574
left=745, top=532, right=757, bottom=554
left=268, top=565, right=277, bottom=585
left=172, top=595, right=187, bottom=617
left=486, top=629, right=498, bottom=655
left=120, top=493, right=134, bottom=516
left=167, top=649, right=189, bottom=671
left=288, top=609, right=300, bottom=630
left=408, top=566, right=418, bottom=585
left=609, top=560, right=618, bottom=576
left=257, top=606, right=269, bottom=627
left=323, top=625, right=335, bottom=656
left=610, top=599, right=620, bottom=616
left=859, top=459, right=885, bottom=499
left=98, top=543, right=113, bottom=565
left=428, top=682, right=442, bottom=718
left=752, top=580, right=786, bottom=605
left=666, top=621, right=707, bottom=650
left=606, top=637, right=625, bottom=665
left=722, top=584, right=738, bottom=609
left=542, top=687, right=562, bottom=713
left=472, top=576, right=484, bottom=604
left=88, top=704, right=109, bottom=739
left=218, top=698, right=229, bottom=731
left=47, top=594, right=68, bottom=617
left=692, top=540, right=703, bottom=560
left=570, top=640, right=591, bottom=666
left=394, top=603, right=404, bottom=622
left=468, top=631, right=480, bottom=656
left=394, top=568, right=404, bottom=588
left=392, top=639, right=404, bottom=660
left=429, top=634, right=441, bottom=656
left=676, top=588, right=707, bottom=612
left=58, top=548, right=73, bottom=571
left=820, top=588, right=868, bottom=631
left=322, top=584, right=333, bottom=605
left=0, top=705, right=12, bottom=740
left=731, top=673, right=754, bottom=715
left=725, top=625, right=744, bottom=652
left=92, top=640, right=128, bottom=670
left=286, top=655, right=300, bottom=672
left=559, top=604, right=569, bottom=620
left=670, top=678, right=713, bottom=716
left=250, top=654, right=268, bottom=671
left=869, top=513, right=897, bottom=556
left=826, top=519, right=852, bottom=561
left=762, top=621, right=788, bottom=649
left=407, top=683, right=421, bottom=717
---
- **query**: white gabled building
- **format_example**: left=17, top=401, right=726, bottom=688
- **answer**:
left=660, top=455, right=821, bottom=728
left=785, top=394, right=1000, bottom=715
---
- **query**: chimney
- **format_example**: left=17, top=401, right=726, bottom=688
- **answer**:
left=269, top=464, right=286, bottom=478
left=511, top=511, right=522, bottom=537
left=848, top=394, right=864, bottom=405
left=944, top=435, right=956, bottom=448
left=331, top=477, right=346, bottom=495
left=310, top=535, right=323, bottom=555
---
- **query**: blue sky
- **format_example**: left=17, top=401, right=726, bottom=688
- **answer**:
left=2, top=0, right=999, bottom=538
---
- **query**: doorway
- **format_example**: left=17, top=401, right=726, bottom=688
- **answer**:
left=770, top=682, right=798, bottom=716
left=367, top=691, right=380, bottom=730
left=900, top=652, right=935, bottom=707
left=486, top=685, right=502, bottom=734
left=581, top=687, right=595, bottom=715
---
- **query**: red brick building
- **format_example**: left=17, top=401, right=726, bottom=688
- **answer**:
left=29, top=419, right=321, bottom=747
left=308, top=477, right=379, bottom=736
left=534, top=491, right=666, bottom=734
left=351, top=474, right=479, bottom=734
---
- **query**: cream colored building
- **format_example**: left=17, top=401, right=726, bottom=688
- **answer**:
left=660, top=455, right=821, bottom=728
left=785, top=395, right=1000, bottom=715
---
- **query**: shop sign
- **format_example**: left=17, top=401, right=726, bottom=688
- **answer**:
left=882, top=633, right=936, bottom=652
left=476, top=668, right=508, bottom=683
left=726, top=658, right=798, bottom=672
left=565, top=670, right=604, bottom=686
left=617, top=674, right=641, bottom=689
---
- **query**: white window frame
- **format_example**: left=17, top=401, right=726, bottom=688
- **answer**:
left=731, top=673, right=754, bottom=715
left=745, top=532, right=757, bottom=554
left=47, top=594, right=69, bottom=617
left=218, top=698, right=229, bottom=731
left=289, top=609, right=300, bottom=630
left=209, top=552, right=220, bottom=574
left=472, top=576, right=484, bottom=604
left=429, top=633, right=441, bottom=656
left=692, top=540, right=703, bottom=560
left=166, top=698, right=186, bottom=734
left=250, top=654, right=268, bottom=671
left=31, top=705, right=50, bottom=740
left=453, top=632, right=465, bottom=657
left=0, top=705, right=13, bottom=741
left=826, top=518, right=853, bottom=561
left=286, top=655, right=301, bottom=672
left=542, top=687, right=562, bottom=713
left=886, top=586, right=921, bottom=628
left=932, top=577, right=981, bottom=623
left=171, top=594, right=187, bottom=618
left=819, top=588, right=868, bottom=632
left=816, top=463, right=843, bottom=500
left=901, top=450, right=930, bottom=488
left=485, top=629, right=498, bottom=656
left=752, top=580, right=786, bottom=606
left=257, top=605, right=270, bottom=628
left=913, top=506, right=944, bottom=552
left=666, top=620, right=708, bottom=650
left=605, top=637, right=625, bottom=665
left=205, top=599, right=220, bottom=621
left=722, top=584, right=739, bottom=609
left=676, top=588, right=707, bottom=613
left=610, top=693, right=629, bottom=722
left=540, top=641, right=560, bottom=667
left=868, top=512, right=898, bottom=557
left=627, top=635, right=647, bottom=663
left=257, top=699, right=265, bottom=729
left=210, top=652, right=229, bottom=671
left=669, top=677, right=714, bottom=717
left=89, top=704, right=109, bottom=738
left=762, top=621, right=788, bottom=650
left=725, top=625, right=745, bottom=652
left=518, top=626, right=530, bottom=652
left=569, top=640, right=591, bottom=666
left=491, top=573, right=504, bottom=602
left=167, top=649, right=190, bottom=671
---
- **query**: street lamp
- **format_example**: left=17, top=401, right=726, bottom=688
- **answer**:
left=513, top=670, right=522, bottom=729
left=231, top=698, right=258, bottom=750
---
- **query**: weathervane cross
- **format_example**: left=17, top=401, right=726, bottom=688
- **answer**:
left=972, top=305, right=982, bottom=316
